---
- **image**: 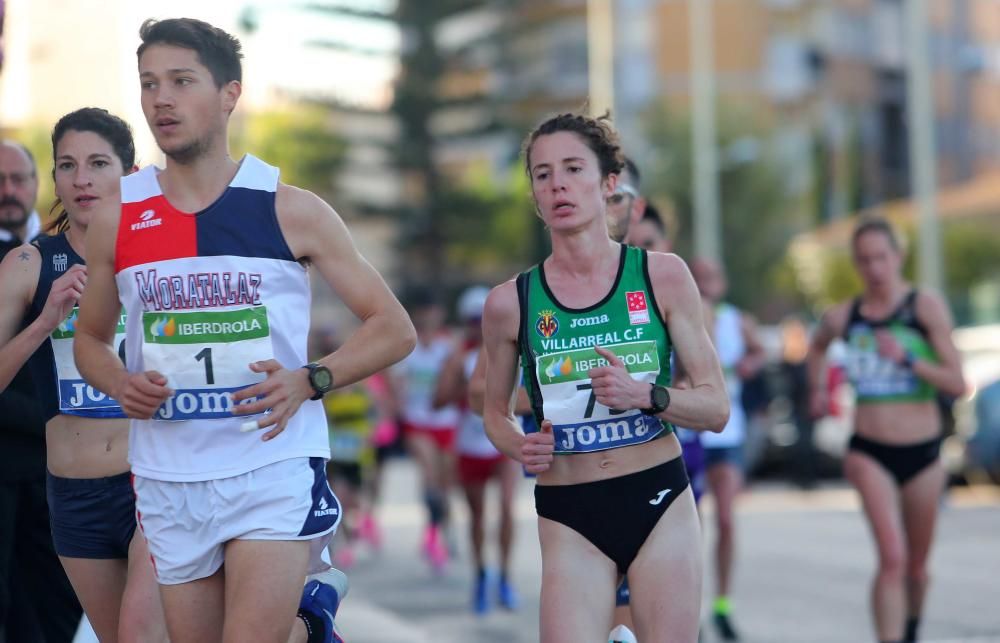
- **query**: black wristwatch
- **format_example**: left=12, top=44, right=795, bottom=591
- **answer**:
left=641, top=384, right=670, bottom=416
left=303, top=362, right=334, bottom=400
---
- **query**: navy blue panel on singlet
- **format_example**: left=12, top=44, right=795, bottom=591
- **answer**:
left=193, top=186, right=297, bottom=262
left=26, top=233, right=126, bottom=422
left=27, top=234, right=79, bottom=422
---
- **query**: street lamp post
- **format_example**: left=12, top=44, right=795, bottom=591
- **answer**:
left=587, top=0, right=615, bottom=117
left=905, top=0, right=944, bottom=292
left=690, top=0, right=721, bottom=263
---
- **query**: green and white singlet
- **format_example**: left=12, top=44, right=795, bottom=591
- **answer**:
left=842, top=289, right=938, bottom=404
left=517, top=245, right=674, bottom=454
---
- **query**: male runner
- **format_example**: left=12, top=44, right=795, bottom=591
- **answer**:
left=74, top=18, right=416, bottom=643
left=691, top=257, right=765, bottom=641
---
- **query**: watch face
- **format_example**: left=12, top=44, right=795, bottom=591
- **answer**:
left=312, top=367, right=333, bottom=390
left=652, top=385, right=670, bottom=410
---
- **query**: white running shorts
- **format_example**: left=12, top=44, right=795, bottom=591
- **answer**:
left=134, top=457, right=341, bottom=585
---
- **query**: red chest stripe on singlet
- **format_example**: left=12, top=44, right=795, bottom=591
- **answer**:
left=116, top=197, right=197, bottom=272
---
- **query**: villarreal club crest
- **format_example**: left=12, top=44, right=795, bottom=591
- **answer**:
left=536, top=309, right=559, bottom=338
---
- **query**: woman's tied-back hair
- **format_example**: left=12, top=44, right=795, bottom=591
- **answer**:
left=522, top=111, right=625, bottom=179
left=47, top=107, right=135, bottom=234
left=851, top=214, right=903, bottom=253
left=137, top=18, right=243, bottom=87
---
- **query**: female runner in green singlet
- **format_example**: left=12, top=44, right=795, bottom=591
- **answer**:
left=481, top=112, right=729, bottom=643
left=807, top=216, right=965, bottom=643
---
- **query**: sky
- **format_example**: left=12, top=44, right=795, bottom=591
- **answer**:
left=0, top=0, right=400, bottom=121
left=0, top=0, right=400, bottom=167
left=230, top=0, right=400, bottom=108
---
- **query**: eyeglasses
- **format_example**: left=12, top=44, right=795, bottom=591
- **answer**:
left=607, top=184, right=638, bottom=206
left=0, top=172, right=34, bottom=188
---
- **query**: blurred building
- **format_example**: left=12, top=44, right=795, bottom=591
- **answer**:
left=423, top=0, right=1000, bottom=227
left=429, top=1, right=590, bottom=184
left=611, top=0, right=1000, bottom=220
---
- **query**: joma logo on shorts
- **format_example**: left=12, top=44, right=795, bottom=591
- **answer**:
left=570, top=314, right=610, bottom=328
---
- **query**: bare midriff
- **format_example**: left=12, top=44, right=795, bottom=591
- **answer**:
left=853, top=400, right=941, bottom=444
left=46, top=415, right=129, bottom=479
left=538, top=431, right=682, bottom=486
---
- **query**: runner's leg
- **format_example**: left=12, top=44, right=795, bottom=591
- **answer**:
left=538, top=516, right=618, bottom=642
left=118, top=531, right=167, bottom=643
left=222, top=539, right=310, bottom=643
left=900, top=460, right=946, bottom=641
left=627, top=487, right=702, bottom=643
left=845, top=451, right=907, bottom=642
left=58, top=557, right=127, bottom=642
left=158, top=568, right=226, bottom=643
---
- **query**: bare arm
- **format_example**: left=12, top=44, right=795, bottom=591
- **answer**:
left=432, top=345, right=465, bottom=409
left=805, top=304, right=847, bottom=419
left=481, top=281, right=553, bottom=472
left=0, top=245, right=46, bottom=392
left=468, top=347, right=532, bottom=416
left=368, top=371, right=398, bottom=427
left=283, top=185, right=415, bottom=387
left=904, top=291, right=965, bottom=398
left=233, top=185, right=416, bottom=438
left=481, top=282, right=526, bottom=459
left=671, top=296, right=716, bottom=391
left=736, top=312, right=766, bottom=380
left=75, top=205, right=172, bottom=417
left=652, top=253, right=729, bottom=430
left=0, top=244, right=48, bottom=437
left=468, top=349, right=488, bottom=414
left=589, top=253, right=729, bottom=431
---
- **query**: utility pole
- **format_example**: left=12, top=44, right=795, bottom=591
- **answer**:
left=690, top=0, right=721, bottom=263
left=587, top=0, right=615, bottom=116
left=905, top=0, right=943, bottom=291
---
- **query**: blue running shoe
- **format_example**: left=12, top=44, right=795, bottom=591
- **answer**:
left=300, top=568, right=349, bottom=642
left=498, top=574, right=519, bottom=611
left=473, top=570, right=490, bottom=616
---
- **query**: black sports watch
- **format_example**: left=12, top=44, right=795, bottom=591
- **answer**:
left=303, top=362, right=334, bottom=400
left=641, top=384, right=670, bottom=416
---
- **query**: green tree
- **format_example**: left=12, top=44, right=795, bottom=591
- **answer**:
left=642, top=103, right=807, bottom=319
left=304, top=1, right=513, bottom=289
left=438, top=166, right=541, bottom=281
left=792, top=216, right=1000, bottom=325
left=231, top=106, right=346, bottom=199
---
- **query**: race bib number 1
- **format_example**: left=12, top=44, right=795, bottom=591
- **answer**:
left=141, top=306, right=275, bottom=421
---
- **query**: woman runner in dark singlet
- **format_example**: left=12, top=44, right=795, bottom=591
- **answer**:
left=807, top=216, right=965, bottom=643
left=0, top=108, right=166, bottom=642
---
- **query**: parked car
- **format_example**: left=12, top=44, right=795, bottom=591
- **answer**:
left=943, top=324, right=1000, bottom=485
left=743, top=328, right=852, bottom=484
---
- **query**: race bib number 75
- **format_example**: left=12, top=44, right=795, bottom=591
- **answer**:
left=535, top=341, right=665, bottom=453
